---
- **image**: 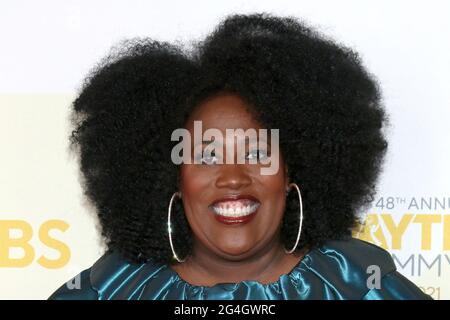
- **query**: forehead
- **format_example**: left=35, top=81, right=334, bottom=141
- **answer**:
left=185, top=94, right=262, bottom=131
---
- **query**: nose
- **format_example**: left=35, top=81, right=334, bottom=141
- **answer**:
left=215, top=164, right=252, bottom=190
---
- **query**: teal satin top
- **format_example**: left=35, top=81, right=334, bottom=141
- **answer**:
left=49, top=238, right=431, bottom=300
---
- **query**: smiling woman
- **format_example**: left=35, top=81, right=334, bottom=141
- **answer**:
left=48, top=13, right=431, bottom=300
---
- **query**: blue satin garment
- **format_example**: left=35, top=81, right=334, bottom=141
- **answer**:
left=49, top=238, right=432, bottom=300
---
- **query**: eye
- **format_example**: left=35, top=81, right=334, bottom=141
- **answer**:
left=246, top=149, right=269, bottom=162
left=196, top=150, right=219, bottom=165
left=202, top=154, right=218, bottom=165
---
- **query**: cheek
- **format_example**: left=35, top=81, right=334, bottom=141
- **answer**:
left=179, top=165, right=212, bottom=216
left=255, top=153, right=287, bottom=208
left=257, top=157, right=287, bottom=193
left=256, top=171, right=287, bottom=220
left=180, top=165, right=212, bottom=194
left=259, top=174, right=286, bottom=194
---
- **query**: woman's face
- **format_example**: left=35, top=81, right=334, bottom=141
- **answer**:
left=180, top=94, right=288, bottom=261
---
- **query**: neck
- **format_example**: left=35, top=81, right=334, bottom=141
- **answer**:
left=172, top=235, right=304, bottom=286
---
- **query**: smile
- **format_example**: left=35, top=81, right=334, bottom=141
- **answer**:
left=209, top=195, right=260, bottom=225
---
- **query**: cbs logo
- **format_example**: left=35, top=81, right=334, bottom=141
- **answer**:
left=0, top=220, right=70, bottom=268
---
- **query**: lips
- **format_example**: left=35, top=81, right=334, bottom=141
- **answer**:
left=209, top=194, right=260, bottom=225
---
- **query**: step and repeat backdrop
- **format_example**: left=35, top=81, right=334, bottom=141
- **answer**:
left=1, top=1, right=449, bottom=300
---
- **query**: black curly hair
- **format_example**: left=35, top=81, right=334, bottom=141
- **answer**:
left=70, top=13, right=389, bottom=264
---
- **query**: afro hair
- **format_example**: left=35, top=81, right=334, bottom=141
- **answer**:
left=70, top=13, right=389, bottom=264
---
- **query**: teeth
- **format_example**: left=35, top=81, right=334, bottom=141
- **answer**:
left=212, top=202, right=260, bottom=217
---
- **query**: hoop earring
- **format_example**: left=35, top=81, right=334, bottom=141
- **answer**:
left=167, top=191, right=187, bottom=263
left=284, top=183, right=304, bottom=254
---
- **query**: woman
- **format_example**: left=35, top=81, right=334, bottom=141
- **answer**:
left=49, top=13, right=431, bottom=300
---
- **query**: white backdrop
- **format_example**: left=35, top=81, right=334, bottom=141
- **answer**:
left=0, top=0, right=449, bottom=300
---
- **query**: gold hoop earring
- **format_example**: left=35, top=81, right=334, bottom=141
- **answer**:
left=284, top=183, right=304, bottom=254
left=167, top=191, right=187, bottom=263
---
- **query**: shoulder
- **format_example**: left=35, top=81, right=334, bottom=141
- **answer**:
left=48, top=250, right=168, bottom=300
left=313, top=237, right=396, bottom=273
left=303, top=237, right=432, bottom=300
left=48, top=268, right=98, bottom=300
left=48, top=250, right=126, bottom=300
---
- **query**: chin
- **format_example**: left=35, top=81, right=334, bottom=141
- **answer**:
left=214, top=242, right=257, bottom=260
